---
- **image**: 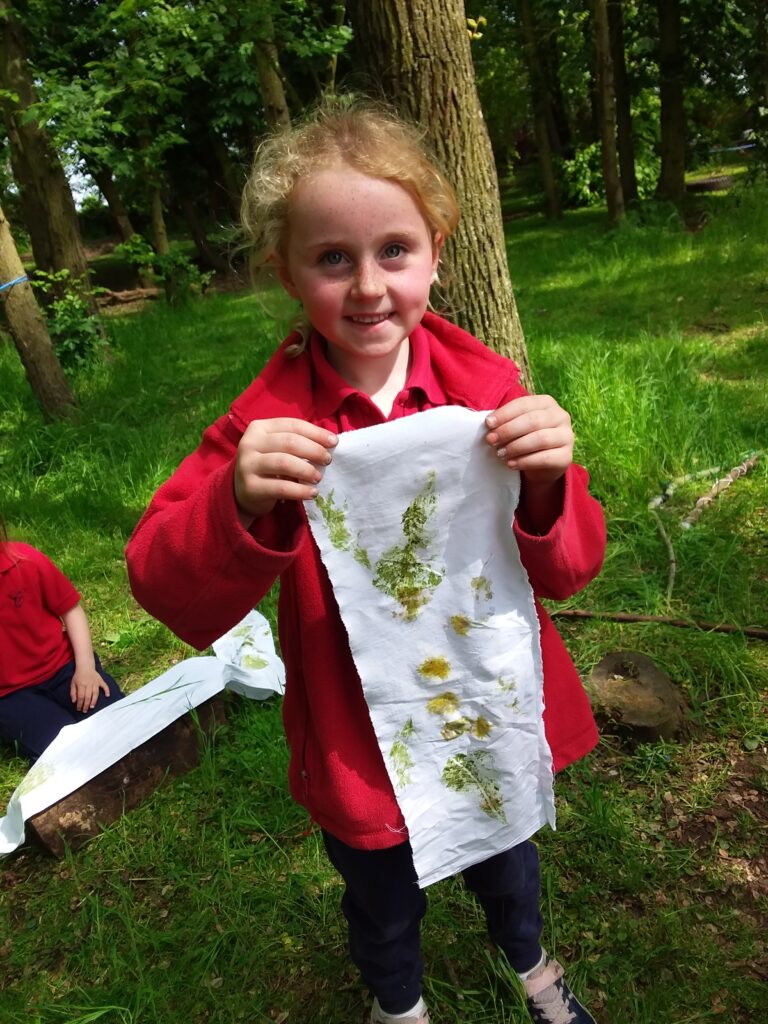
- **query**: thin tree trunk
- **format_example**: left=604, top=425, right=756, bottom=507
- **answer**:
left=0, top=202, right=75, bottom=419
left=519, top=0, right=562, bottom=219
left=254, top=13, right=291, bottom=130
left=89, top=164, right=136, bottom=243
left=210, top=133, right=243, bottom=219
left=179, top=195, right=228, bottom=272
left=348, top=0, right=531, bottom=387
left=656, top=0, right=686, bottom=204
left=608, top=0, right=638, bottom=203
left=0, top=0, right=96, bottom=309
left=593, top=0, right=625, bottom=225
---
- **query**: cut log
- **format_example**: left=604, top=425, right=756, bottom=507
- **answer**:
left=586, top=650, right=688, bottom=742
left=27, top=695, right=228, bottom=857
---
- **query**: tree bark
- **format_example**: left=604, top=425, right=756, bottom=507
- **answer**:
left=89, top=164, right=137, bottom=243
left=0, top=202, right=76, bottom=419
left=592, top=0, right=625, bottom=225
left=608, top=0, right=638, bottom=204
left=518, top=0, right=562, bottom=219
left=254, top=12, right=291, bottom=130
left=347, top=0, right=531, bottom=386
left=210, top=132, right=244, bottom=219
left=655, top=0, right=687, bottom=204
left=0, top=1, right=95, bottom=303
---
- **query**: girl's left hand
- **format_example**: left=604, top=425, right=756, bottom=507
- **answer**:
left=70, top=668, right=110, bottom=712
left=485, top=395, right=574, bottom=486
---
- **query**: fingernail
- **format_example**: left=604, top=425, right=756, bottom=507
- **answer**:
left=328, top=433, right=338, bottom=446
left=496, top=447, right=507, bottom=459
left=485, top=415, right=497, bottom=428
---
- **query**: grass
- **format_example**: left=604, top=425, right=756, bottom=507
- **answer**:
left=1, top=180, right=766, bottom=1024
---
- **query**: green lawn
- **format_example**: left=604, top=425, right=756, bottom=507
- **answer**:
left=0, top=181, right=766, bottom=1024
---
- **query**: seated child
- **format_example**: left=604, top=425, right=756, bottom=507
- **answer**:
left=0, top=517, right=124, bottom=762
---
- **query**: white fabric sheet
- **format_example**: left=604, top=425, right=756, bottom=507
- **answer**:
left=0, top=610, right=284, bottom=856
left=305, top=406, right=555, bottom=887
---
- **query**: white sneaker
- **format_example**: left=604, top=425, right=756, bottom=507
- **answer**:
left=370, top=996, right=430, bottom=1023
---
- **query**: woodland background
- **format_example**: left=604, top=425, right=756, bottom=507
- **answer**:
left=0, top=3, right=766, bottom=1024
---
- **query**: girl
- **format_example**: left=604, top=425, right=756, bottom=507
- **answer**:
left=126, top=101, right=605, bottom=1024
left=0, top=517, right=124, bottom=762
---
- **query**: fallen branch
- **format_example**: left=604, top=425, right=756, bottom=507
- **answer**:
left=97, top=287, right=160, bottom=306
left=550, top=608, right=768, bottom=641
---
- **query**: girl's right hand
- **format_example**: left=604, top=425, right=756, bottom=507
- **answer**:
left=234, top=418, right=338, bottom=521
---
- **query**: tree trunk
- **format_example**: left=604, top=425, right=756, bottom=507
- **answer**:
left=254, top=13, right=291, bottom=130
left=347, top=0, right=531, bottom=387
left=0, top=202, right=76, bottom=419
left=148, top=185, right=170, bottom=256
left=89, top=164, right=137, bottom=243
left=0, top=1, right=95, bottom=306
left=608, top=0, right=638, bottom=203
left=592, top=0, right=625, bottom=225
left=210, top=133, right=244, bottom=219
left=179, top=195, right=228, bottom=272
left=519, top=0, right=562, bottom=219
left=655, top=0, right=686, bottom=204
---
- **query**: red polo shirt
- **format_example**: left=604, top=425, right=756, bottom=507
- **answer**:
left=127, top=313, right=605, bottom=849
left=0, top=543, right=79, bottom=696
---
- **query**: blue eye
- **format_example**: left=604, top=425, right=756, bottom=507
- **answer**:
left=383, top=243, right=405, bottom=259
left=321, top=250, right=345, bottom=266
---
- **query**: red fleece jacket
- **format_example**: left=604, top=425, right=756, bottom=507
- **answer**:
left=126, top=313, right=606, bottom=849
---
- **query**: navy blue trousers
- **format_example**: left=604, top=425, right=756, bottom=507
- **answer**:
left=0, top=656, right=123, bottom=762
left=322, top=831, right=543, bottom=1015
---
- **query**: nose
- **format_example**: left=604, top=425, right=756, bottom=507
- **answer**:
left=351, top=258, right=385, bottom=299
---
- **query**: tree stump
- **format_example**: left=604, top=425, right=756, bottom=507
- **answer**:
left=586, top=650, right=688, bottom=742
left=27, top=695, right=228, bottom=857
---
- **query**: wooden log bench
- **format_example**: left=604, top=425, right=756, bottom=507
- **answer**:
left=27, top=694, right=228, bottom=857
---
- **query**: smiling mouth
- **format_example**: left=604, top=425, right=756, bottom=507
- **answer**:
left=348, top=313, right=391, bottom=324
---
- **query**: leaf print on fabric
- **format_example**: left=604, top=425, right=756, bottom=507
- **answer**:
left=389, top=718, right=416, bottom=789
left=372, top=471, right=443, bottom=620
left=315, top=491, right=352, bottom=551
left=441, top=751, right=507, bottom=822
left=418, top=656, right=452, bottom=680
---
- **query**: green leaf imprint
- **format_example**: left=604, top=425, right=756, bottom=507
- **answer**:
left=426, top=691, right=460, bottom=716
left=471, top=575, right=493, bottom=601
left=15, top=761, right=55, bottom=798
left=372, top=471, right=443, bottom=620
left=418, top=656, right=452, bottom=680
left=441, top=751, right=507, bottom=822
left=449, top=614, right=472, bottom=636
left=389, top=718, right=416, bottom=788
left=242, top=653, right=268, bottom=670
left=315, top=490, right=352, bottom=551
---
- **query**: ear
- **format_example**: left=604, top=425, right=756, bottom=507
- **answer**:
left=273, top=256, right=300, bottom=299
left=431, top=234, right=444, bottom=282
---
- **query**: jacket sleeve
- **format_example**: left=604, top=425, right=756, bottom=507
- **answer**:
left=125, top=414, right=305, bottom=650
left=513, top=462, right=606, bottom=600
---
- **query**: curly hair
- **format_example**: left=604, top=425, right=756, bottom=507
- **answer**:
left=241, top=97, right=460, bottom=300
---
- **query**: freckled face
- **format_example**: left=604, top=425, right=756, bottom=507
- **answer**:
left=276, top=164, right=440, bottom=380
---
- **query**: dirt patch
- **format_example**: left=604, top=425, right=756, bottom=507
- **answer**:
left=667, top=746, right=768, bottom=907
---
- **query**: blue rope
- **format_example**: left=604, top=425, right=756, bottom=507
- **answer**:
left=0, top=274, right=28, bottom=293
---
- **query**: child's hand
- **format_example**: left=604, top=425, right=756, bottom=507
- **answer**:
left=234, top=418, right=338, bottom=520
left=70, top=668, right=110, bottom=712
left=485, top=395, right=574, bottom=487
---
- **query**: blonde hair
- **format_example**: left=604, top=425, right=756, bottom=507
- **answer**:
left=241, top=98, right=460, bottom=350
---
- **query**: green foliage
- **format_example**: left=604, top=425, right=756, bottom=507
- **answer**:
left=30, top=269, right=106, bottom=370
left=1, top=186, right=767, bottom=1023
left=113, top=235, right=213, bottom=305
